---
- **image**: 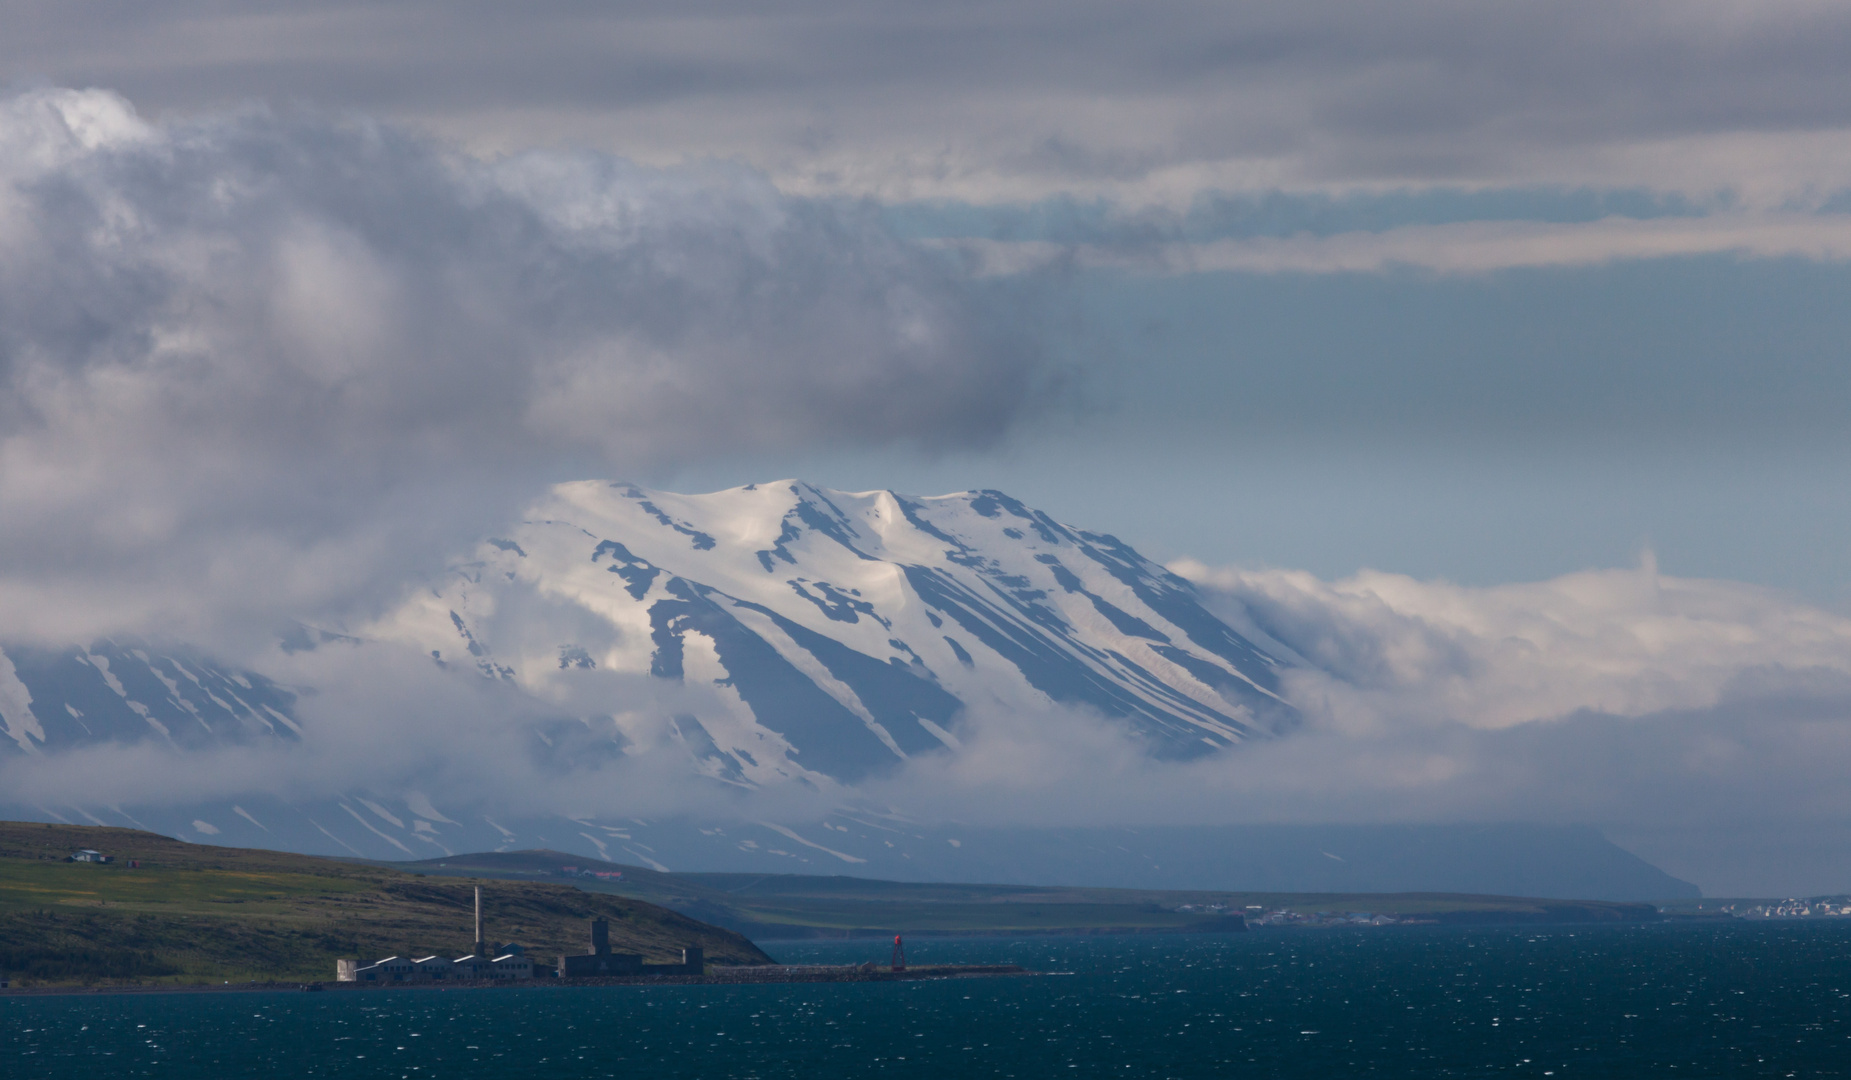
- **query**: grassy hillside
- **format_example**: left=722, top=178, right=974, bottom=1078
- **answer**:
left=387, top=850, right=1663, bottom=938
left=0, top=822, right=772, bottom=987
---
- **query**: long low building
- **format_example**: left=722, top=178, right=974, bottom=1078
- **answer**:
left=337, top=951, right=534, bottom=982
left=336, top=885, right=537, bottom=982
left=334, top=890, right=703, bottom=983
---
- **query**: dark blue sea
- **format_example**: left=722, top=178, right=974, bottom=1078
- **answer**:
left=6, top=923, right=1851, bottom=1078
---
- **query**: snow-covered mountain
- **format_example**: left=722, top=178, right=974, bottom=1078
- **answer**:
left=373, top=481, right=1295, bottom=785
left=0, top=640, right=300, bottom=755
left=0, top=480, right=1290, bottom=784
left=0, top=482, right=1704, bottom=899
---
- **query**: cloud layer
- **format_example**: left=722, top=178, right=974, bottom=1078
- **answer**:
left=0, top=89, right=1036, bottom=647
left=856, top=559, right=1851, bottom=893
left=940, top=213, right=1851, bottom=277
left=1184, top=557, right=1851, bottom=734
left=10, top=2, right=1851, bottom=204
left=8, top=547, right=1851, bottom=893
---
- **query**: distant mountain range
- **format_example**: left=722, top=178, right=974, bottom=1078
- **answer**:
left=0, top=640, right=299, bottom=754
left=0, top=481, right=1696, bottom=901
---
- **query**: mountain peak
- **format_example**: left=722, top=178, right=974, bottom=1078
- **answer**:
left=376, top=479, right=1296, bottom=787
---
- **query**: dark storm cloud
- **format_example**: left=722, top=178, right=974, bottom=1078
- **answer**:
left=0, top=89, right=1038, bottom=646
left=5, top=2, right=1851, bottom=200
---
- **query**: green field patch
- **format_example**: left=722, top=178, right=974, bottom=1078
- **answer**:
left=0, top=861, right=373, bottom=914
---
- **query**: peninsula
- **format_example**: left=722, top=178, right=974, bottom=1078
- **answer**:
left=0, top=821, right=770, bottom=987
left=0, top=822, right=1024, bottom=991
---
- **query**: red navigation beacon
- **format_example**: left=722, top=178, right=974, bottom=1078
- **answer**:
left=891, top=934, right=906, bottom=972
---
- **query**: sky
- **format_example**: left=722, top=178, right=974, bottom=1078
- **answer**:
left=4, top=1, right=1851, bottom=893
left=7, top=1, right=1851, bottom=597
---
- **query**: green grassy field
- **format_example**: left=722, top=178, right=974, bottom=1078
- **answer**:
left=387, top=851, right=1665, bottom=939
left=0, top=822, right=772, bottom=987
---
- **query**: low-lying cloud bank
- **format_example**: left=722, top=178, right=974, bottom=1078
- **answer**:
left=0, top=88, right=1039, bottom=650
left=1184, top=557, right=1851, bottom=735
left=831, top=559, right=1851, bottom=892
left=7, top=556, right=1851, bottom=893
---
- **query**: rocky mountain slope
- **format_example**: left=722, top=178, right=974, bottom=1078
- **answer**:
left=0, top=641, right=299, bottom=755
left=374, top=480, right=1296, bottom=786
left=0, top=482, right=1698, bottom=900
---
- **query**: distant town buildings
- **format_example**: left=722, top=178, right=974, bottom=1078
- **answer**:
left=1725, top=899, right=1851, bottom=919
left=1244, top=909, right=1401, bottom=927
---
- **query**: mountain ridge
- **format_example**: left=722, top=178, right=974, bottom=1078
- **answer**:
left=0, top=481, right=1698, bottom=902
left=367, top=479, right=1298, bottom=787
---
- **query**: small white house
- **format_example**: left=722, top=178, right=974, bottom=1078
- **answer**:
left=68, top=849, right=113, bottom=864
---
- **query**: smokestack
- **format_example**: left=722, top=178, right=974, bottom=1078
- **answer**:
left=474, top=887, right=486, bottom=957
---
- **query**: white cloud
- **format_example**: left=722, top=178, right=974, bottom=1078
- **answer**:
left=0, top=89, right=1038, bottom=650
left=837, top=558, right=1851, bottom=893
left=7, top=549, right=1851, bottom=892
left=1177, top=557, right=1851, bottom=732
left=937, top=213, right=1851, bottom=277
left=0, top=637, right=764, bottom=822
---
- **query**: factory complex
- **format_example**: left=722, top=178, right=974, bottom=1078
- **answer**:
left=335, top=887, right=703, bottom=983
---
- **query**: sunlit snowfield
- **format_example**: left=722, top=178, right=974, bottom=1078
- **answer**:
left=6, top=925, right=1850, bottom=1078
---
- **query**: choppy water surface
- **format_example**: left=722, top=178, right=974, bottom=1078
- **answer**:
left=5, top=922, right=1851, bottom=1078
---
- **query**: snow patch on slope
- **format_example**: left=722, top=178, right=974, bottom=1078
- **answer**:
left=369, top=480, right=1296, bottom=785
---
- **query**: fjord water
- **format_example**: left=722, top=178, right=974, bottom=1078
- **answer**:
left=7, top=925, right=1851, bottom=1078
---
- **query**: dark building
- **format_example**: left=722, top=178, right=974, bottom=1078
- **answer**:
left=557, top=918, right=706, bottom=977
left=559, top=917, right=644, bottom=976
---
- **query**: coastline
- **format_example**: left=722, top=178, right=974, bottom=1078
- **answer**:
left=0, top=963, right=1030, bottom=998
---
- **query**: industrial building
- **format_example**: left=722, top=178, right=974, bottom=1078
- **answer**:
left=336, top=886, right=535, bottom=982
left=338, top=949, right=534, bottom=983
left=558, top=917, right=702, bottom=977
left=335, top=888, right=699, bottom=982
